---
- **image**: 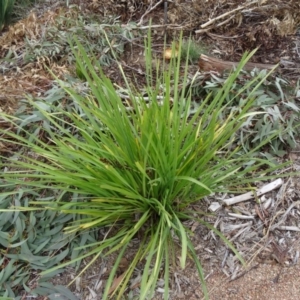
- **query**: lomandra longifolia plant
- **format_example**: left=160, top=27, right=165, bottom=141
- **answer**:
left=0, top=33, right=288, bottom=299
left=0, top=0, right=15, bottom=30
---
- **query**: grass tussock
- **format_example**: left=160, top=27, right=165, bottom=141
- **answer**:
left=0, top=34, right=289, bottom=299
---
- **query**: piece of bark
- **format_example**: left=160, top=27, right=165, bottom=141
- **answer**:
left=199, top=54, right=278, bottom=73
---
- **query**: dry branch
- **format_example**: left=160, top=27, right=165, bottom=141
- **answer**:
left=270, top=200, right=300, bottom=231
left=228, top=213, right=255, bottom=220
left=223, top=179, right=283, bottom=206
left=196, top=0, right=258, bottom=31
left=198, top=54, right=278, bottom=73
left=137, top=0, right=164, bottom=26
left=277, top=226, right=300, bottom=232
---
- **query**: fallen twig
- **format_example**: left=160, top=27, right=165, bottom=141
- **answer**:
left=277, top=226, right=300, bottom=232
left=198, top=54, right=278, bottom=73
left=196, top=0, right=258, bottom=31
left=228, top=213, right=255, bottom=220
left=137, top=0, right=164, bottom=26
left=223, top=179, right=283, bottom=206
left=270, top=201, right=300, bottom=231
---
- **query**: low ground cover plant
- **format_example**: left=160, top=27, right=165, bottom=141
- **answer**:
left=0, top=35, right=291, bottom=299
left=187, top=70, right=300, bottom=156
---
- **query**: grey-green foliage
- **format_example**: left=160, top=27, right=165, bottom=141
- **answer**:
left=188, top=70, right=300, bottom=156
left=0, top=187, right=95, bottom=298
left=1, top=7, right=138, bottom=77
left=22, top=10, right=137, bottom=67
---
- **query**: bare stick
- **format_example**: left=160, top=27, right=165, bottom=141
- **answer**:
left=163, top=0, right=168, bottom=37
left=137, top=0, right=164, bottom=26
left=206, top=32, right=241, bottom=40
left=223, top=178, right=283, bottom=206
left=228, top=213, right=255, bottom=220
left=270, top=201, right=300, bottom=231
left=277, top=226, right=300, bottom=232
left=195, top=0, right=258, bottom=32
left=138, top=24, right=169, bottom=29
left=199, top=54, right=278, bottom=73
left=138, top=24, right=185, bottom=30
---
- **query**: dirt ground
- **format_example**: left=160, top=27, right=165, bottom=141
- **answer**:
left=1, top=0, right=300, bottom=299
